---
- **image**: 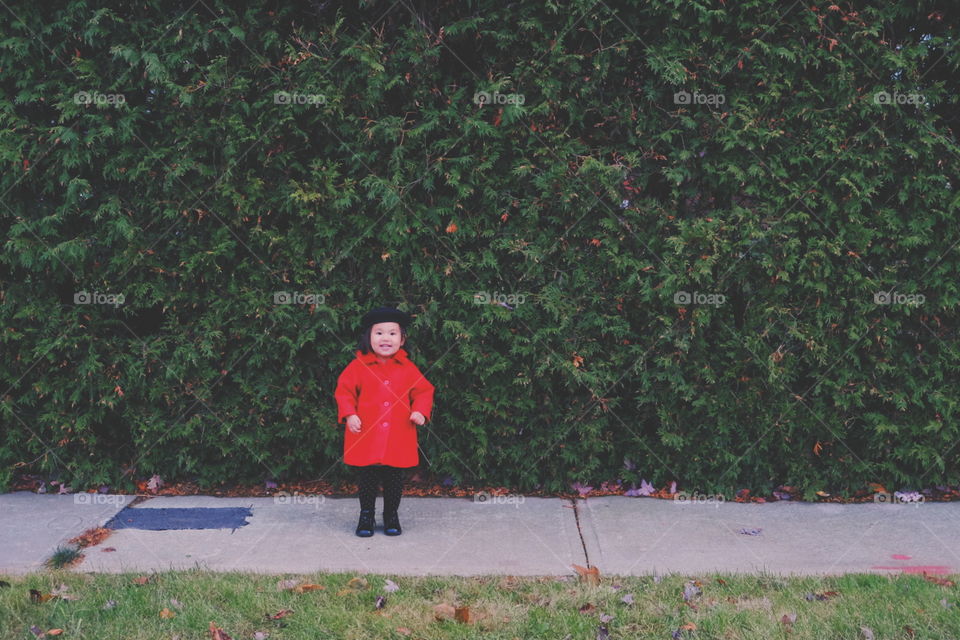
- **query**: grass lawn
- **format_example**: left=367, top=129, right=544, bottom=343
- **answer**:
left=1, top=570, right=957, bottom=639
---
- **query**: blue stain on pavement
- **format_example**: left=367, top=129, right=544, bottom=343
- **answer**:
left=105, top=506, right=253, bottom=531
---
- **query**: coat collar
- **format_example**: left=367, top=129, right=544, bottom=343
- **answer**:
left=355, top=347, right=410, bottom=365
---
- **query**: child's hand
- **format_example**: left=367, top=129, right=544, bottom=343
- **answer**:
left=410, top=411, right=425, bottom=426
left=346, top=415, right=362, bottom=433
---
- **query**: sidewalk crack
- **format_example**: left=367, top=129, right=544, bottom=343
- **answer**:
left=570, top=498, right=592, bottom=567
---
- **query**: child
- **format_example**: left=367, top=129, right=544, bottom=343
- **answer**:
left=334, top=306, right=435, bottom=536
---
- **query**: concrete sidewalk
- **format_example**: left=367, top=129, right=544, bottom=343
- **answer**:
left=1, top=491, right=957, bottom=576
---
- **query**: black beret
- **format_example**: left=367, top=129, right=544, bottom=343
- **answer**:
left=360, top=306, right=409, bottom=331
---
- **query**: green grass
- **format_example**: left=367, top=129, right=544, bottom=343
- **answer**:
left=43, top=546, right=82, bottom=570
left=0, top=570, right=957, bottom=639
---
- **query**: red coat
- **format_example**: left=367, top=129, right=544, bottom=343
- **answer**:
left=334, top=347, right=435, bottom=467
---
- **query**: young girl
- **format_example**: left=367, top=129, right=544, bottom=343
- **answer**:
left=334, top=306, right=435, bottom=536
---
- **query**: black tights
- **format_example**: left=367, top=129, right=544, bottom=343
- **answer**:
left=356, top=465, right=403, bottom=514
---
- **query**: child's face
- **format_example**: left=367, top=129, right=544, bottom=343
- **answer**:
left=369, top=322, right=405, bottom=357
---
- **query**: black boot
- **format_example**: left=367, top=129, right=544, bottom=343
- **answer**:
left=383, top=510, right=402, bottom=536
left=355, top=509, right=375, bottom=537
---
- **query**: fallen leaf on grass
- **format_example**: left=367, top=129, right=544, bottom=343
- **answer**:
left=253, top=633, right=269, bottom=640
left=579, top=603, right=596, bottom=615
left=433, top=603, right=456, bottom=621
left=680, top=622, right=697, bottom=631
left=454, top=605, right=473, bottom=623
left=132, top=576, right=151, bottom=585
left=337, top=576, right=369, bottom=595
left=621, top=593, right=635, bottom=605
left=29, top=589, right=56, bottom=604
left=375, top=595, right=387, bottom=610
left=159, top=607, right=176, bottom=618
left=209, top=621, right=233, bottom=640
left=781, top=612, right=797, bottom=631
left=804, top=590, right=839, bottom=601
left=280, top=580, right=325, bottom=594
left=597, top=623, right=610, bottom=640
left=923, top=573, right=956, bottom=587
left=102, top=600, right=117, bottom=610
left=46, top=630, right=63, bottom=637
left=860, top=626, right=875, bottom=640
left=395, top=628, right=412, bottom=636
left=265, top=609, right=293, bottom=620
left=572, top=564, right=601, bottom=585
left=384, top=579, right=400, bottom=592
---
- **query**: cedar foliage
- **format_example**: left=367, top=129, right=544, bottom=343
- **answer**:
left=1, top=1, right=958, bottom=497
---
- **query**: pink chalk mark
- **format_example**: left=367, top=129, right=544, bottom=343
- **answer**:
left=891, top=554, right=912, bottom=560
left=871, top=565, right=951, bottom=574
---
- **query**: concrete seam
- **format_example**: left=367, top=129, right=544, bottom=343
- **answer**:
left=570, top=497, right=592, bottom=568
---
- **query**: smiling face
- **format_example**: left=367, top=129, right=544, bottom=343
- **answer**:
left=369, top=321, right=405, bottom=358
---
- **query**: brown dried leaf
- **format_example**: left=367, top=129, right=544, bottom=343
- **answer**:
left=455, top=605, right=473, bottom=623
left=29, top=589, right=55, bottom=604
left=265, top=609, right=293, bottom=620
left=922, top=573, right=956, bottom=587
left=159, top=607, right=176, bottom=619
left=572, top=564, right=601, bottom=585
left=209, top=621, right=233, bottom=640
left=433, top=603, right=456, bottom=621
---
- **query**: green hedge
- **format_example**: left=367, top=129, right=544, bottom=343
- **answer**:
left=1, top=0, right=958, bottom=498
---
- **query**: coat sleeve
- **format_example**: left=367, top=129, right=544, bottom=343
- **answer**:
left=408, top=364, right=435, bottom=422
left=334, top=361, right=360, bottom=424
